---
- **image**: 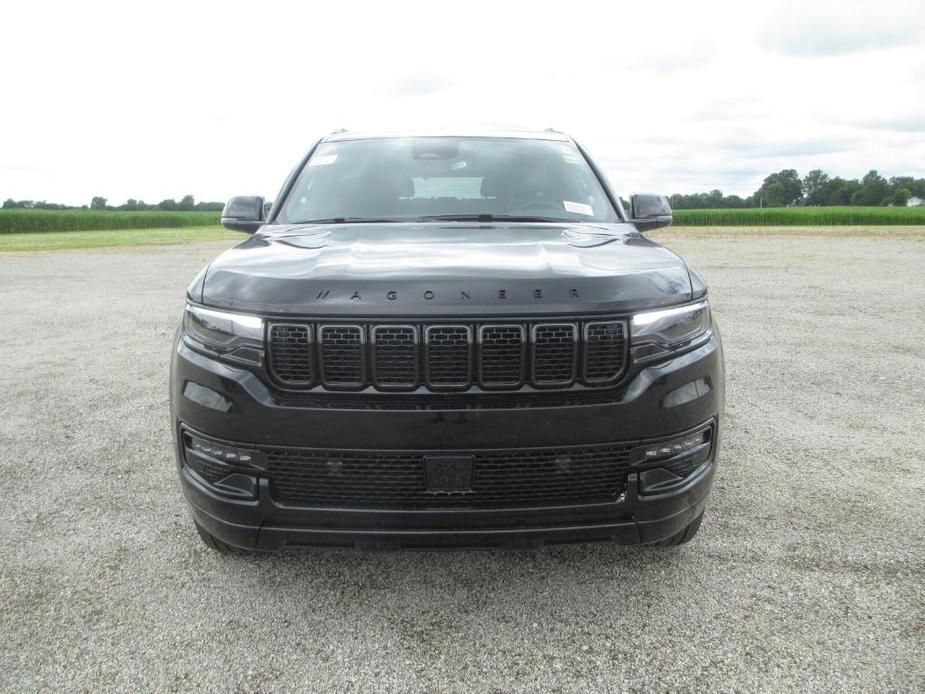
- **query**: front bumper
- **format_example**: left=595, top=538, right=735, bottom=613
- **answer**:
left=170, top=331, right=724, bottom=551
left=185, top=458, right=716, bottom=550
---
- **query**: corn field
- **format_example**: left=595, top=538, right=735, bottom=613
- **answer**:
left=0, top=210, right=220, bottom=234
left=672, top=206, right=925, bottom=226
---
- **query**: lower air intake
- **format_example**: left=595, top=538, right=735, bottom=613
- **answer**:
left=264, top=442, right=634, bottom=509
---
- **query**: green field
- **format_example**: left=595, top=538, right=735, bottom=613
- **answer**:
left=1, top=205, right=924, bottom=252
left=2, top=206, right=924, bottom=235
left=672, top=206, right=925, bottom=226
left=3, top=224, right=922, bottom=253
left=0, top=209, right=219, bottom=234
left=0, top=226, right=239, bottom=252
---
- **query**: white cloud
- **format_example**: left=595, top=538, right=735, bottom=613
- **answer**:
left=381, top=71, right=458, bottom=97
left=0, top=0, right=922, bottom=204
left=619, top=41, right=718, bottom=73
left=757, top=0, right=925, bottom=56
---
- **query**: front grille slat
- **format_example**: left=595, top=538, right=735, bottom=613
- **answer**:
left=583, top=321, right=627, bottom=384
left=319, top=325, right=365, bottom=388
left=268, top=324, right=314, bottom=384
left=425, top=325, right=472, bottom=389
left=478, top=324, right=525, bottom=387
left=265, top=443, right=633, bottom=509
left=267, top=317, right=628, bottom=392
left=371, top=325, right=418, bottom=388
left=533, top=323, right=578, bottom=385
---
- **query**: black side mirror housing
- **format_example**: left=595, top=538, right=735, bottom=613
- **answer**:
left=221, top=196, right=266, bottom=233
left=629, top=193, right=673, bottom=232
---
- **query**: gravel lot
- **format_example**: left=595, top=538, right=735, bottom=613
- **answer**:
left=1, top=230, right=923, bottom=692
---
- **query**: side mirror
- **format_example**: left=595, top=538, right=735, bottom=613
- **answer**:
left=221, top=196, right=266, bottom=233
left=629, top=193, right=672, bottom=232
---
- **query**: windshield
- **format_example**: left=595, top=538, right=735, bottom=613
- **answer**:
left=276, top=137, right=619, bottom=224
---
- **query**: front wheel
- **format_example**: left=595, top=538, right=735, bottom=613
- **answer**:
left=647, top=512, right=704, bottom=547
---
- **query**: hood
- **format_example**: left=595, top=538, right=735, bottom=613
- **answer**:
left=198, top=222, right=692, bottom=316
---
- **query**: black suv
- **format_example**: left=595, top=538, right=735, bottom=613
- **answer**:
left=170, top=130, right=724, bottom=552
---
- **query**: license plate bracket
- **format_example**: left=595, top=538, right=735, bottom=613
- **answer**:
left=424, top=455, right=474, bottom=492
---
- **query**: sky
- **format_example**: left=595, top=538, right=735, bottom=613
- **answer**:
left=1, top=0, right=923, bottom=206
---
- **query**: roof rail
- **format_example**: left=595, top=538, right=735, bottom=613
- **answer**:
left=329, top=128, right=348, bottom=134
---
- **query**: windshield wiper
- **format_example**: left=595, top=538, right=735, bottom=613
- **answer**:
left=417, top=214, right=567, bottom=223
left=289, top=214, right=574, bottom=225
left=289, top=217, right=405, bottom=224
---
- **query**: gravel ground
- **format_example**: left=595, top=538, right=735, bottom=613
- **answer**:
left=1, top=230, right=923, bottom=692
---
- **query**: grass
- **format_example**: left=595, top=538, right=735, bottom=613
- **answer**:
left=0, top=209, right=219, bottom=234
left=672, top=206, right=925, bottom=226
left=5, top=223, right=922, bottom=253
left=652, top=225, right=925, bottom=240
left=0, top=226, right=240, bottom=252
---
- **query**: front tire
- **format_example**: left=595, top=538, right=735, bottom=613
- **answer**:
left=648, top=512, right=704, bottom=547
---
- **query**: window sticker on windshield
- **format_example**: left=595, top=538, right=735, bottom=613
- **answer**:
left=451, top=160, right=468, bottom=170
left=308, top=154, right=338, bottom=167
left=564, top=200, right=594, bottom=216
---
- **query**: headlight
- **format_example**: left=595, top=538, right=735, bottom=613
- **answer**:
left=631, top=300, right=711, bottom=362
left=183, top=304, right=264, bottom=364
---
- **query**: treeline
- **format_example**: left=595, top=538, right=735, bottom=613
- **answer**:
left=670, top=169, right=925, bottom=209
left=1, top=195, right=224, bottom=212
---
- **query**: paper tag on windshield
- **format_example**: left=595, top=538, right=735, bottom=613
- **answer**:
left=563, top=200, right=594, bottom=216
left=308, top=154, right=338, bottom=167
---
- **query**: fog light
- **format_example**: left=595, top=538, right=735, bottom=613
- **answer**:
left=642, top=426, right=711, bottom=462
left=185, top=432, right=263, bottom=469
left=635, top=424, right=715, bottom=488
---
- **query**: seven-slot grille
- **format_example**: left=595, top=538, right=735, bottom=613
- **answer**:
left=267, top=318, right=627, bottom=392
left=264, top=442, right=634, bottom=509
